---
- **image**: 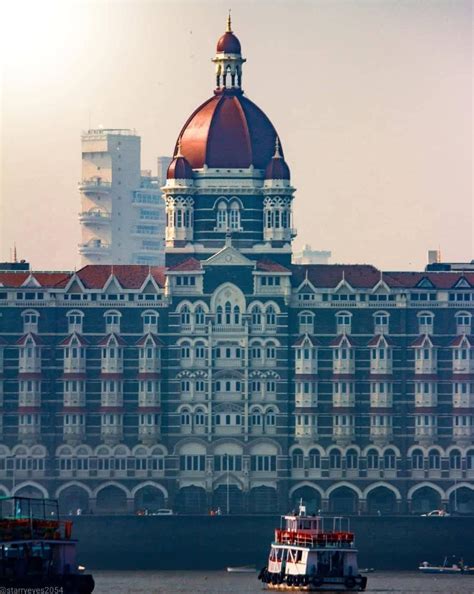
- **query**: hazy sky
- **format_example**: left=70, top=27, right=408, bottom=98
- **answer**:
left=0, top=0, right=472, bottom=270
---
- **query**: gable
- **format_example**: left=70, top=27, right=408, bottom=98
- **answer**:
left=453, top=277, right=472, bottom=289
left=416, top=277, right=435, bottom=289
left=204, top=246, right=255, bottom=267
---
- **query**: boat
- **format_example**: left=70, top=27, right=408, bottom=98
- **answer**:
left=419, top=558, right=474, bottom=575
left=227, top=565, right=256, bottom=573
left=258, top=503, right=367, bottom=591
left=0, top=496, right=94, bottom=593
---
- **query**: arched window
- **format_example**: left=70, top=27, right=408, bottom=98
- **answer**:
left=233, top=305, right=240, bottom=325
left=417, top=311, right=434, bottom=334
left=251, top=410, right=262, bottom=426
left=180, top=409, right=191, bottom=426
left=346, top=449, right=358, bottom=470
left=216, top=305, right=223, bottom=325
left=22, top=310, right=39, bottom=333
left=265, top=409, right=276, bottom=426
left=330, top=450, right=341, bottom=469
left=229, top=202, right=240, bottom=230
left=450, top=449, right=462, bottom=470
left=180, top=305, right=191, bottom=326
left=374, top=311, right=389, bottom=334
left=411, top=449, right=424, bottom=470
left=195, top=409, right=206, bottom=426
left=367, top=449, right=379, bottom=470
left=292, top=449, right=304, bottom=469
left=216, top=202, right=227, bottom=230
left=195, top=306, right=205, bottom=326
left=266, top=305, right=276, bottom=327
left=251, top=305, right=262, bottom=326
left=67, top=310, right=84, bottom=334
left=428, top=449, right=440, bottom=469
left=384, top=449, right=396, bottom=470
left=467, top=449, right=474, bottom=470
left=309, top=449, right=320, bottom=469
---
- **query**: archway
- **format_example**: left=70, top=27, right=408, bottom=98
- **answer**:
left=175, top=486, right=207, bottom=514
left=411, top=486, right=441, bottom=513
left=249, top=486, right=277, bottom=514
left=14, top=484, right=47, bottom=499
left=134, top=485, right=166, bottom=513
left=328, top=486, right=358, bottom=514
left=212, top=484, right=243, bottom=514
left=58, top=485, right=90, bottom=515
left=449, top=487, right=474, bottom=515
left=290, top=486, right=322, bottom=514
left=95, top=485, right=128, bottom=514
left=366, top=486, right=397, bottom=514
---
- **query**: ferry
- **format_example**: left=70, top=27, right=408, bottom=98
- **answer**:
left=258, top=504, right=367, bottom=591
left=0, top=496, right=94, bottom=593
left=419, top=558, right=474, bottom=575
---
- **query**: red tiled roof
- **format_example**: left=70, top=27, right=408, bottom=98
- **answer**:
left=16, top=333, right=44, bottom=346
left=292, top=334, right=320, bottom=347
left=66, top=265, right=166, bottom=289
left=256, top=260, right=291, bottom=273
left=167, top=258, right=202, bottom=272
left=410, top=335, right=436, bottom=348
left=135, top=334, right=164, bottom=347
left=449, top=335, right=473, bottom=348
left=0, top=271, right=69, bottom=288
left=367, top=334, right=395, bottom=347
left=58, top=333, right=89, bottom=347
left=97, top=333, right=127, bottom=346
left=330, top=334, right=357, bottom=347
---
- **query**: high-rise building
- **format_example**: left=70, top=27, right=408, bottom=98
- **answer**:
left=78, top=129, right=168, bottom=266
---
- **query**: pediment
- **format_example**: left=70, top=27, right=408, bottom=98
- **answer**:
left=21, top=274, right=41, bottom=288
left=416, top=277, right=435, bottom=289
left=204, top=246, right=255, bottom=267
left=453, top=277, right=471, bottom=289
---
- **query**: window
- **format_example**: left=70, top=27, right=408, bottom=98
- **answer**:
left=384, top=449, right=396, bottom=470
left=180, top=305, right=191, bottom=325
left=265, top=409, right=276, bottom=426
left=428, top=449, right=440, bottom=469
left=346, top=449, right=358, bottom=470
left=299, top=312, right=314, bottom=332
left=456, top=312, right=472, bottom=334
left=411, top=449, right=424, bottom=470
left=229, top=202, right=240, bottom=230
left=180, top=344, right=191, bottom=360
left=329, top=450, right=341, bottom=469
left=450, top=449, right=462, bottom=470
left=374, top=312, right=389, bottom=334
left=22, top=310, right=39, bottom=333
left=104, top=311, right=120, bottom=333
left=266, top=306, right=276, bottom=327
left=367, top=449, right=379, bottom=470
left=180, top=410, right=191, bottom=426
left=142, top=311, right=158, bottom=333
left=214, top=454, right=242, bottom=472
left=195, top=410, right=206, bottom=426
left=292, top=449, right=304, bottom=469
left=418, top=312, right=434, bottom=333
left=251, top=306, right=262, bottom=326
left=195, top=306, right=206, bottom=326
left=250, top=455, right=276, bottom=472
left=195, top=344, right=206, bottom=360
left=216, top=202, right=227, bottom=230
left=308, top=450, right=320, bottom=469
left=179, top=455, right=205, bottom=471
left=251, top=410, right=262, bottom=426
left=67, top=310, right=83, bottom=333
left=336, top=312, right=351, bottom=333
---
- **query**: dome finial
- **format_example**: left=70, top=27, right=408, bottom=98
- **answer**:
left=175, top=137, right=183, bottom=158
left=226, top=9, right=232, bottom=33
left=274, top=136, right=281, bottom=158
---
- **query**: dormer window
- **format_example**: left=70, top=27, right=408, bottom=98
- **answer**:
left=374, top=312, right=389, bottom=335
left=456, top=312, right=472, bottom=335
left=67, top=310, right=84, bottom=334
left=142, top=311, right=159, bottom=333
left=104, top=311, right=121, bottom=333
left=418, top=312, right=434, bottom=334
left=22, top=310, right=39, bottom=333
left=336, top=311, right=352, bottom=334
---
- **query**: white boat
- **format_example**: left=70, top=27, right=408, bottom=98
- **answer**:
left=258, top=504, right=367, bottom=591
left=419, top=558, right=474, bottom=575
left=227, top=565, right=256, bottom=573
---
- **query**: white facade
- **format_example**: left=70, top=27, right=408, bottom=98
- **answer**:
left=78, top=129, right=168, bottom=266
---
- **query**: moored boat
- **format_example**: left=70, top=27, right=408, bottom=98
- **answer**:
left=227, top=565, right=256, bottom=573
left=0, top=496, right=94, bottom=593
left=258, top=504, right=367, bottom=591
left=419, top=558, right=474, bottom=575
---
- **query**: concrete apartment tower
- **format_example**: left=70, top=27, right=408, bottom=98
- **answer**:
left=78, top=129, right=168, bottom=266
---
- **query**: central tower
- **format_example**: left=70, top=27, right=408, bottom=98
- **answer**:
left=163, top=18, right=296, bottom=266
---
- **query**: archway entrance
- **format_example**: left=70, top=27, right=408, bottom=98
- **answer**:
left=249, top=486, right=277, bottom=514
left=329, top=487, right=358, bottom=514
left=366, top=487, right=397, bottom=514
left=134, top=486, right=165, bottom=513
left=290, top=486, right=321, bottom=514
left=411, top=487, right=441, bottom=513
left=58, top=485, right=90, bottom=515
left=212, top=484, right=243, bottom=514
left=449, top=488, right=474, bottom=515
left=175, top=486, right=207, bottom=514
left=96, top=486, right=127, bottom=514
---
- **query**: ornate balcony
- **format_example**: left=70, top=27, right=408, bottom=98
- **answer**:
left=78, top=179, right=112, bottom=194
left=78, top=239, right=111, bottom=257
left=79, top=210, right=111, bottom=226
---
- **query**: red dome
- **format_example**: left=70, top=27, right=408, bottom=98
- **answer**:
left=175, top=90, right=283, bottom=170
left=265, top=155, right=290, bottom=180
left=216, top=31, right=241, bottom=54
left=167, top=155, right=193, bottom=180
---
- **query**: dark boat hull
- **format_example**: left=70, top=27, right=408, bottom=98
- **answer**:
left=0, top=574, right=94, bottom=593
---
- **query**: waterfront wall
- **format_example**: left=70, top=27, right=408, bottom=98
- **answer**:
left=72, top=515, right=474, bottom=571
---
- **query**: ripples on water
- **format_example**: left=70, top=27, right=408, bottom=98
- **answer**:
left=92, top=570, right=474, bottom=593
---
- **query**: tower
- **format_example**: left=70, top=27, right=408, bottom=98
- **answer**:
left=163, top=18, right=296, bottom=266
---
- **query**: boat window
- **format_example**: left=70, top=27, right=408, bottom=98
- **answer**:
left=295, top=550, right=303, bottom=562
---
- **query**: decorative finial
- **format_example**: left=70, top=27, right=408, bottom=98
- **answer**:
left=13, top=243, right=17, bottom=264
left=176, top=138, right=183, bottom=158
left=226, top=9, right=232, bottom=32
left=274, top=136, right=281, bottom=158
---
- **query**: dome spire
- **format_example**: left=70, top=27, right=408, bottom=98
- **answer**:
left=274, top=136, right=281, bottom=158
left=175, top=137, right=183, bottom=158
left=213, top=14, right=246, bottom=92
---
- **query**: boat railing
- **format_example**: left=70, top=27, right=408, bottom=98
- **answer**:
left=275, top=529, right=354, bottom=548
left=0, top=518, right=73, bottom=542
